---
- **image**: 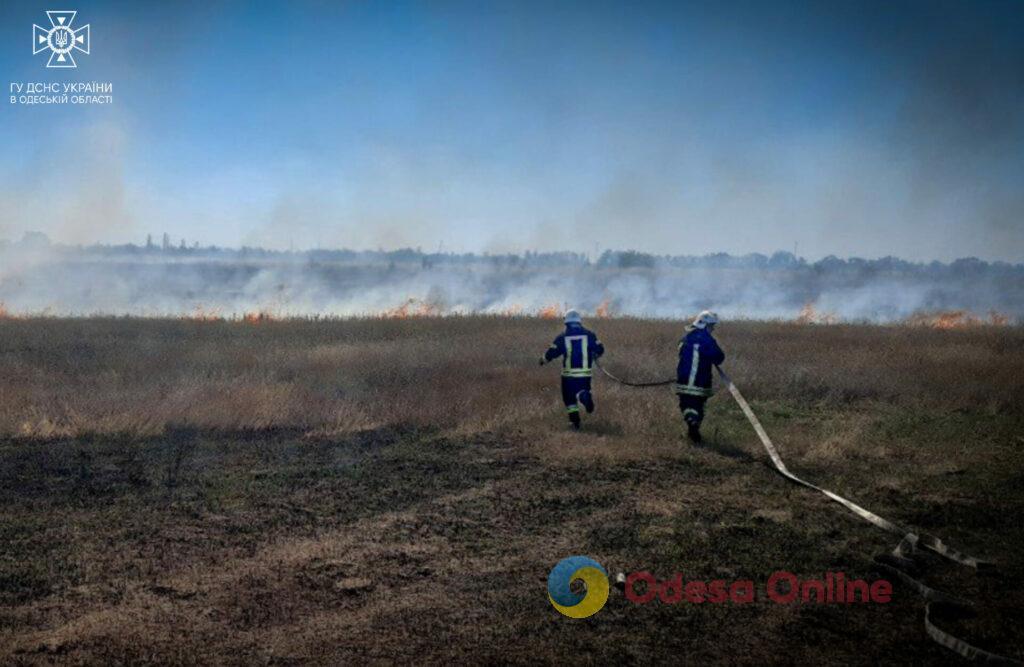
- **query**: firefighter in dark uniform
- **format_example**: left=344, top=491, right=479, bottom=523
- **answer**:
left=539, top=309, right=605, bottom=430
left=676, top=310, right=725, bottom=443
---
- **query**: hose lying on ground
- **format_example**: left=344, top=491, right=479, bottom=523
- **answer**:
left=714, top=366, right=1016, bottom=664
left=600, top=359, right=1018, bottom=662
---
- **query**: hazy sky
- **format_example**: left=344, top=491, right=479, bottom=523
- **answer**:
left=1, top=1, right=1021, bottom=261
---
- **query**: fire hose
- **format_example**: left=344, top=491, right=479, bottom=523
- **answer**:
left=595, top=360, right=1019, bottom=662
left=595, top=360, right=675, bottom=387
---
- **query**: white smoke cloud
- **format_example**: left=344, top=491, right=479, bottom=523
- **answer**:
left=0, top=246, right=1020, bottom=322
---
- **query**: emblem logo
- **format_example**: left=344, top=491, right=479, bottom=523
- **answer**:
left=33, top=11, right=90, bottom=68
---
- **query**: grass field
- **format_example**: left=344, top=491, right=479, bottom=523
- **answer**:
left=1, top=316, right=1023, bottom=664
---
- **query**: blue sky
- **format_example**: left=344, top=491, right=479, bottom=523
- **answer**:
left=1, top=0, right=1022, bottom=261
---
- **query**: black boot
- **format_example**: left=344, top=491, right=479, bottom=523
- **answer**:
left=687, top=423, right=702, bottom=443
left=569, top=412, right=582, bottom=431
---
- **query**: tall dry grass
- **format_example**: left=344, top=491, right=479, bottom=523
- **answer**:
left=1, top=316, right=1021, bottom=440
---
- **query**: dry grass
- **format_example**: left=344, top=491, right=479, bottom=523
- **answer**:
left=1, top=316, right=1023, bottom=664
left=2, top=317, right=1020, bottom=439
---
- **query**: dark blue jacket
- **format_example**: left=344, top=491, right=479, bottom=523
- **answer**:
left=544, top=323, right=605, bottom=377
left=676, top=327, right=725, bottom=396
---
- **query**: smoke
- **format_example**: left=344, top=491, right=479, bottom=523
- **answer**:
left=0, top=121, right=136, bottom=247
left=253, top=0, right=1022, bottom=262
left=2, top=3, right=1021, bottom=266
left=0, top=244, right=1020, bottom=322
left=879, top=1, right=1024, bottom=256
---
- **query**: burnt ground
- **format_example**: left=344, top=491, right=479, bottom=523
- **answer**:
left=1, top=317, right=1023, bottom=664
left=2, top=417, right=1022, bottom=664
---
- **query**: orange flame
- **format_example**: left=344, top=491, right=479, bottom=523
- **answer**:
left=0, top=303, right=28, bottom=320
left=382, top=298, right=442, bottom=318
left=595, top=298, right=613, bottom=318
left=935, top=310, right=977, bottom=329
left=537, top=303, right=561, bottom=319
left=242, top=311, right=275, bottom=324
left=796, top=302, right=837, bottom=325
left=903, top=310, right=1011, bottom=329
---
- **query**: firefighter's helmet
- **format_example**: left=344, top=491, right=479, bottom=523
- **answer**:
left=692, top=310, right=719, bottom=329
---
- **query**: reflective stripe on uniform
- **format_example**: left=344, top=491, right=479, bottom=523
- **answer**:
left=566, top=405, right=580, bottom=413
left=562, top=334, right=592, bottom=377
left=687, top=343, right=701, bottom=386
left=563, top=335, right=588, bottom=372
left=674, top=382, right=713, bottom=397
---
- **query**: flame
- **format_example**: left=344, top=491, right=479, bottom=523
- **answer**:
left=382, top=298, right=442, bottom=318
left=903, top=310, right=976, bottom=329
left=904, top=310, right=978, bottom=329
left=0, top=302, right=27, bottom=320
left=595, top=298, right=613, bottom=318
left=903, top=310, right=1011, bottom=329
left=242, top=311, right=275, bottom=324
left=796, top=302, right=837, bottom=325
left=935, top=310, right=977, bottom=329
left=537, top=303, right=561, bottom=319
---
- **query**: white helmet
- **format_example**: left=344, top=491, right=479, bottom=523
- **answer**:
left=692, top=310, right=719, bottom=329
left=564, top=309, right=582, bottom=324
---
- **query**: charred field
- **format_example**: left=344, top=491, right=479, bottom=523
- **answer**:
left=1, top=316, right=1023, bottom=664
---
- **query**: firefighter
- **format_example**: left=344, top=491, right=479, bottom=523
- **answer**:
left=676, top=310, right=725, bottom=443
left=539, top=309, right=605, bottom=430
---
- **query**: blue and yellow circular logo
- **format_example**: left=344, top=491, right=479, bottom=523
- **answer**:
left=547, top=556, right=609, bottom=618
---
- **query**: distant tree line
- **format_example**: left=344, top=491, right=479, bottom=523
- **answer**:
left=1, top=231, right=1020, bottom=278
